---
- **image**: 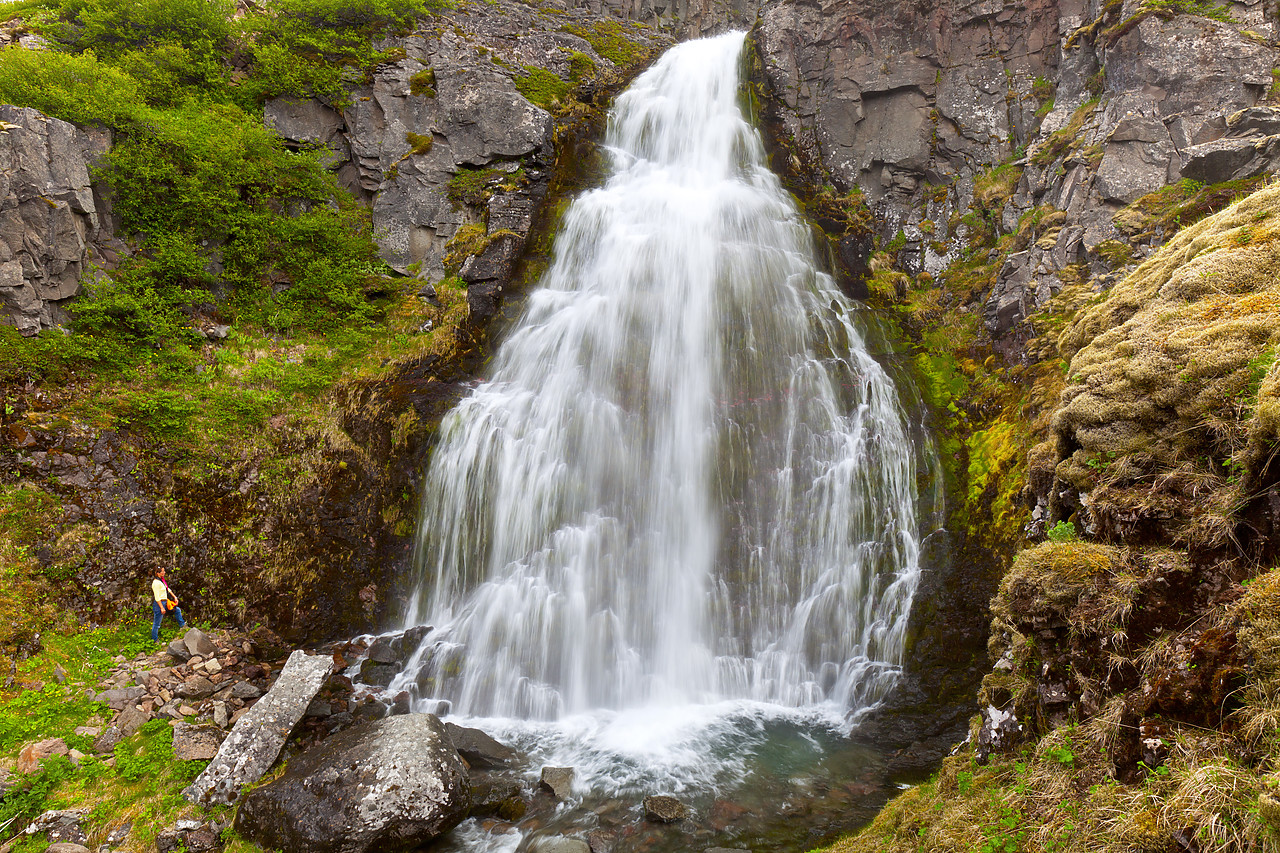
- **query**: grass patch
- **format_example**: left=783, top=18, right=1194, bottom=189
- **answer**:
left=559, top=20, right=653, bottom=67
left=514, top=64, right=572, bottom=109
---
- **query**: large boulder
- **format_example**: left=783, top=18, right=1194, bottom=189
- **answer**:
left=233, top=713, right=471, bottom=853
left=183, top=650, right=334, bottom=806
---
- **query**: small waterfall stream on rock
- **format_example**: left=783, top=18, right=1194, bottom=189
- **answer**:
left=383, top=32, right=938, bottom=852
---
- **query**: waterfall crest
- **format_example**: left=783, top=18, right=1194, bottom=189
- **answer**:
left=397, top=32, right=926, bottom=723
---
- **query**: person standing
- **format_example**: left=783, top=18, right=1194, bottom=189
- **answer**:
left=151, top=566, right=187, bottom=642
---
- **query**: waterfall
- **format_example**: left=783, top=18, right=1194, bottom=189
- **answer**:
left=395, top=32, right=927, bottom=729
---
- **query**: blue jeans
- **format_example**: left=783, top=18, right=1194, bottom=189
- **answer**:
left=152, top=601, right=186, bottom=641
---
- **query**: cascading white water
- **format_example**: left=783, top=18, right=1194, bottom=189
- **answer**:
left=395, top=32, right=926, bottom=739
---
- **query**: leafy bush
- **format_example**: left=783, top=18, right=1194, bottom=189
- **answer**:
left=1047, top=520, right=1078, bottom=542
left=0, top=47, right=146, bottom=127
left=237, top=0, right=445, bottom=107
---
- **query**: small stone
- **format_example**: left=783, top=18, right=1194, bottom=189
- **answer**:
left=116, top=704, right=150, bottom=737
left=53, top=664, right=68, bottom=684
left=643, top=794, right=688, bottom=823
left=45, top=844, right=90, bottom=853
left=212, top=702, right=229, bottom=728
left=184, top=628, right=218, bottom=659
left=177, top=676, right=216, bottom=700
left=204, top=658, right=222, bottom=675
left=586, top=829, right=615, bottom=853
left=172, top=724, right=225, bottom=761
left=445, top=723, right=519, bottom=769
left=229, top=681, right=262, bottom=700
left=92, top=726, right=122, bottom=755
left=167, top=639, right=192, bottom=662
left=529, top=838, right=590, bottom=853
left=539, top=766, right=574, bottom=800
left=68, top=749, right=86, bottom=766
left=106, top=821, right=132, bottom=844
left=178, top=705, right=197, bottom=717
left=17, top=738, right=69, bottom=774
left=73, top=727, right=100, bottom=738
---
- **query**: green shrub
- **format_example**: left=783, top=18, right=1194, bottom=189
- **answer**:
left=236, top=0, right=446, bottom=107
left=0, top=47, right=146, bottom=127
left=1047, top=520, right=1079, bottom=542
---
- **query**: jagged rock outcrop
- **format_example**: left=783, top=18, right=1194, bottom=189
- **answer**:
left=750, top=0, right=1280, bottom=335
left=264, top=1, right=671, bottom=296
left=564, top=0, right=757, bottom=36
left=0, top=104, right=115, bottom=335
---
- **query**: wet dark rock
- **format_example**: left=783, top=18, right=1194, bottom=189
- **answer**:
left=366, top=637, right=403, bottom=665
left=642, top=794, right=688, bottom=823
left=585, top=829, right=616, bottom=853
left=539, top=766, right=574, bottom=800
left=389, top=691, right=412, bottom=716
left=357, top=659, right=399, bottom=688
left=528, top=838, right=590, bottom=853
left=444, top=722, right=519, bottom=769
left=234, top=714, right=470, bottom=853
left=352, top=696, right=387, bottom=721
left=467, top=770, right=527, bottom=820
left=402, top=625, right=431, bottom=650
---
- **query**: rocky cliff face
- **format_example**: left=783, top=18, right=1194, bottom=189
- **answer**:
left=751, top=0, right=1279, bottom=336
left=740, top=0, right=1280, bottom=847
left=263, top=1, right=670, bottom=318
left=0, top=104, right=117, bottom=336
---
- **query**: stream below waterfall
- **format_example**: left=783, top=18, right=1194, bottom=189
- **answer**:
left=359, top=30, right=947, bottom=852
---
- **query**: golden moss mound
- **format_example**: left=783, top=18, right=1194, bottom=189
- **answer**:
left=1047, top=182, right=1280, bottom=546
left=993, top=540, right=1119, bottom=623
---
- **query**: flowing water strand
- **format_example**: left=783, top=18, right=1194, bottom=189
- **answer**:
left=395, top=31, right=926, bottom=724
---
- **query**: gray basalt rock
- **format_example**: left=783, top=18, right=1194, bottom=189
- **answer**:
left=642, top=794, right=688, bottom=823
left=261, top=3, right=671, bottom=322
left=233, top=713, right=471, bottom=853
left=184, top=628, right=219, bottom=659
left=444, top=721, right=519, bottom=769
left=183, top=650, right=334, bottom=806
left=539, top=766, right=574, bottom=800
left=172, top=723, right=225, bottom=761
left=749, top=0, right=1280, bottom=336
left=0, top=104, right=115, bottom=335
